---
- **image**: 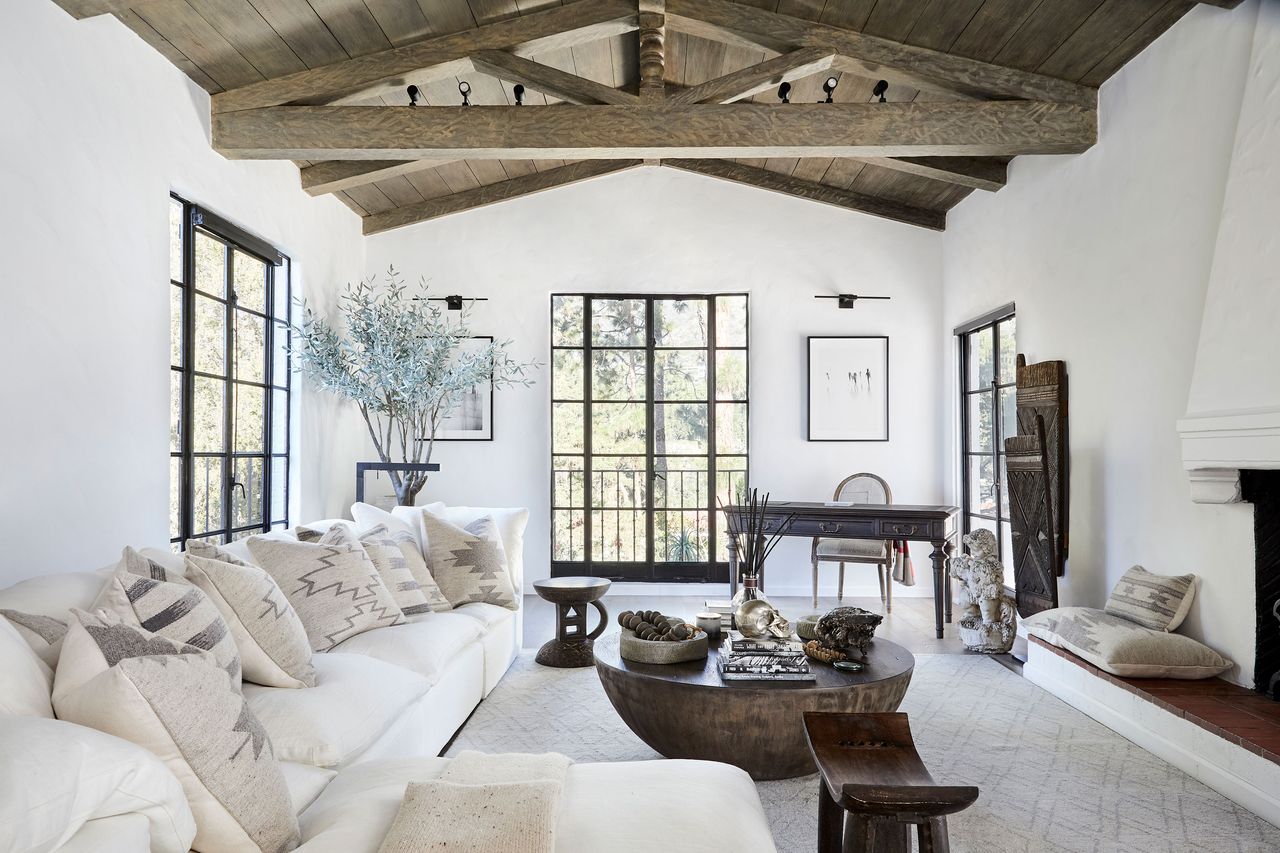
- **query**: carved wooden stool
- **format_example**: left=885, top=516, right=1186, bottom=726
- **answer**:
left=804, top=712, right=979, bottom=853
left=532, top=577, right=610, bottom=668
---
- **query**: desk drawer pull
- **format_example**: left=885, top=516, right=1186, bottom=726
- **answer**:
left=819, top=522, right=842, bottom=534
left=891, top=523, right=919, bottom=536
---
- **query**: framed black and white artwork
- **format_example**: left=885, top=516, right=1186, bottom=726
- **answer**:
left=807, top=336, right=889, bottom=441
left=435, top=335, right=494, bottom=441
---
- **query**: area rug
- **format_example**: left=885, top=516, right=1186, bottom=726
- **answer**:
left=447, top=653, right=1280, bottom=853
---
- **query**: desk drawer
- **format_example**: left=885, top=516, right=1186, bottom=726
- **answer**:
left=779, top=518, right=879, bottom=539
left=877, top=519, right=926, bottom=538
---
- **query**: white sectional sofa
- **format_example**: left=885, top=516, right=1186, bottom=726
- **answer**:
left=0, top=505, right=778, bottom=853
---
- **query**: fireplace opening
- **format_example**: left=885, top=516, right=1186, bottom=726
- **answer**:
left=1241, top=470, right=1280, bottom=699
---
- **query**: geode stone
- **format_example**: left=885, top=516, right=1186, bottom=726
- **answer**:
left=815, top=607, right=884, bottom=657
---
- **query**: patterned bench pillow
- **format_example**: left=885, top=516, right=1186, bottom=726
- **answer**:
left=1104, top=565, right=1195, bottom=631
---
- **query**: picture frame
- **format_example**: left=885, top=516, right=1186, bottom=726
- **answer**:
left=807, top=336, right=889, bottom=442
left=434, top=335, right=495, bottom=441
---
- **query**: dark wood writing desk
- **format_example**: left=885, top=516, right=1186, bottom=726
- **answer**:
left=725, top=501, right=960, bottom=639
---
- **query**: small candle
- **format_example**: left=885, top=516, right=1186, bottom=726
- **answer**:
left=696, top=612, right=722, bottom=642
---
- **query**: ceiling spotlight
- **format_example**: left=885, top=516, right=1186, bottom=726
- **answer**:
left=458, top=80, right=472, bottom=106
left=513, top=83, right=525, bottom=106
left=777, top=81, right=792, bottom=103
left=872, top=80, right=888, bottom=103
left=407, top=84, right=420, bottom=107
left=821, top=76, right=838, bottom=103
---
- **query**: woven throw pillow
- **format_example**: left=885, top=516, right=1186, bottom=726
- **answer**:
left=185, top=554, right=317, bottom=689
left=246, top=537, right=404, bottom=652
left=299, top=524, right=440, bottom=616
left=187, top=540, right=256, bottom=567
left=93, top=548, right=242, bottom=684
left=1024, top=606, right=1232, bottom=679
left=1, top=608, right=67, bottom=668
left=54, top=639, right=299, bottom=853
left=1104, top=565, right=1196, bottom=631
left=420, top=509, right=518, bottom=610
left=118, top=543, right=187, bottom=584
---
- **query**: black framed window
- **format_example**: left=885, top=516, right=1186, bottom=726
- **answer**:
left=169, top=194, right=291, bottom=548
left=956, top=305, right=1016, bottom=579
left=550, top=294, right=749, bottom=583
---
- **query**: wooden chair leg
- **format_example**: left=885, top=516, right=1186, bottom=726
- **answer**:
left=876, top=562, right=886, bottom=607
left=917, top=817, right=950, bottom=853
left=843, top=815, right=911, bottom=853
left=838, top=562, right=845, bottom=602
left=812, top=556, right=820, bottom=609
left=885, top=561, right=893, bottom=614
left=817, top=780, right=843, bottom=853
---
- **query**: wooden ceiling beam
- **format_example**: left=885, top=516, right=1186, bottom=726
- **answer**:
left=213, top=101, right=1096, bottom=160
left=470, top=50, right=638, bottom=105
left=638, top=1, right=666, bottom=104
left=667, top=48, right=837, bottom=105
left=51, top=0, right=157, bottom=18
left=665, top=0, right=1095, bottom=107
left=299, top=159, right=460, bottom=196
left=211, top=0, right=638, bottom=114
left=362, top=159, right=642, bottom=234
left=853, top=156, right=1007, bottom=193
left=663, top=159, right=945, bottom=231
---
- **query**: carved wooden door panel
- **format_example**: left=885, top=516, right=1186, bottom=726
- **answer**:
left=1014, top=356, right=1068, bottom=576
left=1005, top=415, right=1058, bottom=617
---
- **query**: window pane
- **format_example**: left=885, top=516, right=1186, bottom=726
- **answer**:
left=591, top=402, right=645, bottom=454
left=231, top=456, right=265, bottom=528
left=999, top=386, right=1017, bottom=446
left=271, top=389, right=288, bottom=454
left=170, top=371, right=182, bottom=453
left=194, top=295, right=225, bottom=376
left=715, top=350, right=747, bottom=401
left=552, top=295, right=583, bottom=347
left=714, top=456, right=749, bottom=506
left=270, top=456, right=287, bottom=521
left=654, top=403, right=707, bottom=454
left=553, top=350, right=583, bottom=400
left=592, top=350, right=646, bottom=401
left=999, top=453, right=1010, bottom=519
left=967, top=514, right=996, bottom=541
left=967, top=392, right=993, bottom=453
left=274, top=258, right=290, bottom=320
left=716, top=295, right=747, bottom=347
left=233, top=250, right=267, bottom=313
left=193, top=376, right=225, bottom=453
left=716, top=403, right=747, bottom=455
left=169, top=200, right=184, bottom=283
left=591, top=456, right=646, bottom=508
left=1001, top=523, right=1014, bottom=584
left=235, top=311, right=267, bottom=384
left=553, top=509, right=586, bottom=562
left=967, top=455, right=996, bottom=516
left=655, top=511, right=709, bottom=562
left=654, top=458, right=707, bottom=509
left=591, top=299, right=645, bottom=347
left=552, top=456, right=584, bottom=507
left=998, top=317, right=1017, bottom=383
left=194, top=230, right=226, bottom=297
left=192, top=456, right=224, bottom=535
left=654, top=350, right=706, bottom=401
left=965, top=326, right=994, bottom=390
left=552, top=403, right=584, bottom=454
left=591, top=509, right=645, bottom=563
left=654, top=299, right=707, bottom=348
left=170, top=286, right=183, bottom=367
left=234, top=384, right=265, bottom=453
left=272, top=323, right=290, bottom=387
left=170, top=456, right=182, bottom=540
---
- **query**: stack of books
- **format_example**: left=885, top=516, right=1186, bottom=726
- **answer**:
left=719, top=631, right=814, bottom=682
left=703, top=599, right=735, bottom=632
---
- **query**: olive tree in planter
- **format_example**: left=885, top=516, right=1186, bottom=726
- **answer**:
left=292, top=267, right=536, bottom=507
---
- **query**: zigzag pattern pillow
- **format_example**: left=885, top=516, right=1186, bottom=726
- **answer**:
left=420, top=510, right=518, bottom=611
left=1104, top=565, right=1196, bottom=631
left=297, top=523, right=438, bottom=616
left=246, top=536, right=404, bottom=652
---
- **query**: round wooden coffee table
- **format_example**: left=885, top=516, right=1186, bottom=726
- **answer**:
left=594, top=634, right=914, bottom=780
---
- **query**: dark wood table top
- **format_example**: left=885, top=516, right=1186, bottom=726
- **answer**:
left=594, top=633, right=914, bottom=692
left=724, top=501, right=960, bottom=519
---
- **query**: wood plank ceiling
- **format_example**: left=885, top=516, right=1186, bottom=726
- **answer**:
left=55, top=0, right=1242, bottom=233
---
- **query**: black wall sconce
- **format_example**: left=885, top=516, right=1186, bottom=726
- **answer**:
left=428, top=295, right=490, bottom=311
left=872, top=80, right=888, bottom=103
left=815, top=294, right=891, bottom=309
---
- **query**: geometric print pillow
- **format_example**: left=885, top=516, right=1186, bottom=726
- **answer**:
left=184, top=554, right=317, bottom=689
left=1103, top=565, right=1196, bottom=631
left=92, top=548, right=242, bottom=685
left=298, top=524, right=436, bottom=617
left=420, top=510, right=518, bottom=611
left=246, top=536, right=405, bottom=652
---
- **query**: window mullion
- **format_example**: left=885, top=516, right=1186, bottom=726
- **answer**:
left=181, top=201, right=197, bottom=546
left=222, top=244, right=236, bottom=541
left=583, top=297, right=594, bottom=571
left=644, top=298, right=655, bottom=579
left=706, top=296, right=717, bottom=573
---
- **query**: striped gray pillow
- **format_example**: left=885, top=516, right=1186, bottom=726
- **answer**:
left=93, top=547, right=242, bottom=684
left=1104, top=565, right=1196, bottom=631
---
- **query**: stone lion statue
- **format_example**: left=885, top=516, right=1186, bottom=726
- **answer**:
left=949, top=529, right=1016, bottom=653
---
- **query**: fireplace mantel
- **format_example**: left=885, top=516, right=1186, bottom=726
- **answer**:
left=1177, top=408, right=1280, bottom=504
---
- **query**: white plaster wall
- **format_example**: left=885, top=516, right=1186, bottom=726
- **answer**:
left=942, top=3, right=1260, bottom=685
left=364, top=166, right=945, bottom=597
left=0, top=0, right=366, bottom=586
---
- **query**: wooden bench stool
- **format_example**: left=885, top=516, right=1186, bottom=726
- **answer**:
left=804, top=712, right=979, bottom=853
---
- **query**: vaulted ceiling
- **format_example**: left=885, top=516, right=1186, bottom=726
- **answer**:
left=55, top=0, right=1242, bottom=234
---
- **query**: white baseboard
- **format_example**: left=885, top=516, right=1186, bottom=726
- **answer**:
left=1025, top=643, right=1280, bottom=828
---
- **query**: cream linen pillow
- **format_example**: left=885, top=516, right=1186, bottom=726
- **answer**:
left=184, top=554, right=317, bottom=689
left=419, top=509, right=518, bottom=610
left=54, top=642, right=299, bottom=853
left=0, top=614, right=54, bottom=717
left=1104, top=565, right=1196, bottom=631
left=92, top=548, right=242, bottom=684
left=1, top=609, right=68, bottom=668
left=246, top=536, right=404, bottom=652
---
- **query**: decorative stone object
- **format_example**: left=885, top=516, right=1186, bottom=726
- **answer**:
left=616, top=611, right=707, bottom=664
left=735, top=600, right=793, bottom=639
left=796, top=615, right=822, bottom=641
left=803, top=640, right=847, bottom=664
left=815, top=607, right=884, bottom=657
left=949, top=529, right=1017, bottom=654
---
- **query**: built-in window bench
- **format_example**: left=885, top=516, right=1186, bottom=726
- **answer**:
left=1024, top=635, right=1280, bottom=826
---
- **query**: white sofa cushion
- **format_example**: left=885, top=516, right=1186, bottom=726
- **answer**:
left=0, top=571, right=108, bottom=620
left=0, top=716, right=195, bottom=853
left=452, top=601, right=516, bottom=630
left=0, top=614, right=54, bottom=717
left=293, top=757, right=776, bottom=853
left=329, top=614, right=483, bottom=685
left=350, top=502, right=445, bottom=545
left=280, top=762, right=338, bottom=817
left=243, top=653, right=431, bottom=768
